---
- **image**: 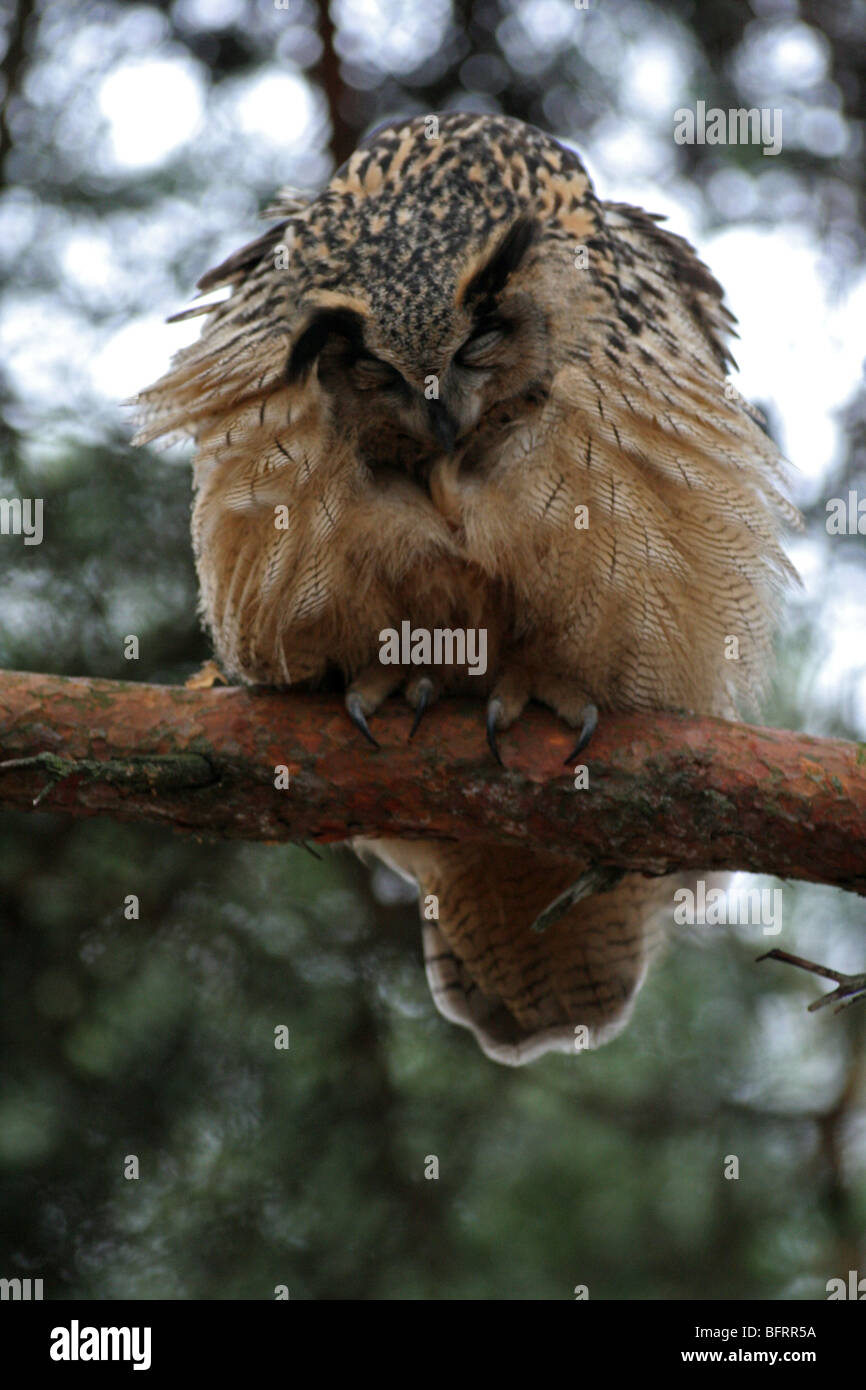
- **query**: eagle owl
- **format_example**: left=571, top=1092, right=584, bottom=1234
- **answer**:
left=135, top=113, right=797, bottom=1064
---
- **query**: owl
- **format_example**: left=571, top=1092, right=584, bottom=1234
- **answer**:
left=135, top=113, right=798, bottom=1064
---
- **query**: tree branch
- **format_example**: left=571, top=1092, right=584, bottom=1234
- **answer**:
left=0, top=0, right=37, bottom=182
left=0, top=668, right=864, bottom=894
left=312, top=0, right=355, bottom=169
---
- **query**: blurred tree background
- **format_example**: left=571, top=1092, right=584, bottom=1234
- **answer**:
left=1, top=0, right=865, bottom=1300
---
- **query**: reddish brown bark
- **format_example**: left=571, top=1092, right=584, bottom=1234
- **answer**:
left=0, top=668, right=864, bottom=894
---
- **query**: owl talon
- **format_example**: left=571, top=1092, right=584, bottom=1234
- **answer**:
left=345, top=692, right=380, bottom=749
left=563, top=703, right=599, bottom=766
left=486, top=697, right=505, bottom=767
left=530, top=864, right=625, bottom=934
left=408, top=677, right=435, bottom=740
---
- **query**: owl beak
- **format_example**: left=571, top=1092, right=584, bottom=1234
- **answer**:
left=426, top=399, right=458, bottom=455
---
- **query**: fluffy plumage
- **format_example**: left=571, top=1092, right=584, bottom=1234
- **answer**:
left=136, top=113, right=798, bottom=1063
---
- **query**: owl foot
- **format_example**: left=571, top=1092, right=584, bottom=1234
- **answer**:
left=486, top=681, right=598, bottom=768
left=529, top=864, right=625, bottom=934
left=485, top=671, right=533, bottom=765
left=345, top=663, right=411, bottom=748
left=345, top=665, right=437, bottom=746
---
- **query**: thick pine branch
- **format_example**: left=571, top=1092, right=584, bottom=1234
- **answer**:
left=0, top=668, right=864, bottom=894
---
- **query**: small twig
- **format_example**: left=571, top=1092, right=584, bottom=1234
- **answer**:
left=0, top=749, right=217, bottom=806
left=756, top=948, right=866, bottom=1013
left=0, top=751, right=76, bottom=805
left=530, top=865, right=625, bottom=934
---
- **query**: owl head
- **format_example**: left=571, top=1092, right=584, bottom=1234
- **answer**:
left=278, top=113, right=604, bottom=476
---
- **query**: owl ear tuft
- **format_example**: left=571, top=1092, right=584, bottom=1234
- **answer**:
left=286, top=307, right=366, bottom=383
left=461, top=215, right=539, bottom=308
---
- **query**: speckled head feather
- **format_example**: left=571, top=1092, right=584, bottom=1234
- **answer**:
left=283, top=113, right=602, bottom=364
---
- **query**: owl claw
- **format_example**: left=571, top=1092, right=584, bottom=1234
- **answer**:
left=486, top=697, right=505, bottom=766
left=563, top=703, right=599, bottom=765
left=345, top=692, right=380, bottom=749
left=408, top=677, right=435, bottom=740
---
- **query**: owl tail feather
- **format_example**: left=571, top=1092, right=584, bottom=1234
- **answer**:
left=362, top=838, right=673, bottom=1065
